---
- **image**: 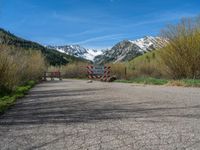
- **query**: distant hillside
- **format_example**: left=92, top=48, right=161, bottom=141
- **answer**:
left=0, top=28, right=86, bottom=66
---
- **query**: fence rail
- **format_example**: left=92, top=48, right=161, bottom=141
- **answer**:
left=43, top=71, right=62, bottom=81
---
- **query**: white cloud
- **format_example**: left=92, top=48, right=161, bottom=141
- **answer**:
left=72, top=34, right=126, bottom=45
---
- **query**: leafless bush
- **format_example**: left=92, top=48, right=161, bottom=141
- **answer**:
left=108, top=63, right=128, bottom=79
left=160, top=16, right=200, bottom=79
left=61, top=62, right=89, bottom=78
left=0, top=45, right=46, bottom=92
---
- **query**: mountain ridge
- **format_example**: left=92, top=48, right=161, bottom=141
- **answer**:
left=94, top=36, right=168, bottom=64
left=47, top=45, right=103, bottom=61
left=48, top=36, right=167, bottom=64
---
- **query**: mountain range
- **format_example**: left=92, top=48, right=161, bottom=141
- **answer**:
left=94, top=36, right=167, bottom=64
left=49, top=36, right=168, bottom=64
left=47, top=45, right=102, bottom=61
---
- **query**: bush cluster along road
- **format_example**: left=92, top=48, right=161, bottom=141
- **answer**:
left=1, top=79, right=200, bottom=149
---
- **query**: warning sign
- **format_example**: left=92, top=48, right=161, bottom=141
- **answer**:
left=86, top=65, right=111, bottom=81
left=92, top=66, right=105, bottom=75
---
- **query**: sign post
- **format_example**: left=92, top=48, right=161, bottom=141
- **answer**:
left=87, top=65, right=111, bottom=81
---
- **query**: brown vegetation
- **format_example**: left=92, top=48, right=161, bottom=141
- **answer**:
left=160, top=16, right=200, bottom=79
left=0, top=45, right=46, bottom=94
left=51, top=62, right=89, bottom=79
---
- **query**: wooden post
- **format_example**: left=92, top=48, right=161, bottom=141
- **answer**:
left=44, top=72, right=47, bottom=81
left=125, top=67, right=127, bottom=80
left=51, top=72, right=53, bottom=81
left=59, top=71, right=62, bottom=80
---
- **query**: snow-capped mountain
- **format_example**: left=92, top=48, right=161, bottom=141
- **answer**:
left=47, top=45, right=102, bottom=61
left=129, top=36, right=168, bottom=52
left=47, top=36, right=167, bottom=63
left=94, top=36, right=168, bottom=64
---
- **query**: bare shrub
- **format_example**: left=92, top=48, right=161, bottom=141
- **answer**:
left=61, top=62, right=89, bottom=78
left=0, top=46, right=19, bottom=91
left=160, top=16, right=200, bottom=79
left=0, top=45, right=46, bottom=93
left=108, top=63, right=128, bottom=79
left=25, top=51, right=46, bottom=81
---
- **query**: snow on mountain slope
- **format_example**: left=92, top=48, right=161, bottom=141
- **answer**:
left=84, top=49, right=102, bottom=61
left=94, top=36, right=168, bottom=64
left=129, top=36, right=168, bottom=52
left=47, top=45, right=102, bottom=61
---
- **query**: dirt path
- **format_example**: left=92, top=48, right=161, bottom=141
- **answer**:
left=1, top=79, right=200, bottom=149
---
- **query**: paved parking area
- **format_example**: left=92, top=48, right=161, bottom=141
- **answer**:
left=1, top=79, right=200, bottom=149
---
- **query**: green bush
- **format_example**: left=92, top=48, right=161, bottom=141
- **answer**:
left=0, top=96, right=16, bottom=114
left=15, top=86, right=31, bottom=95
left=182, top=79, right=200, bottom=87
left=0, top=81, right=35, bottom=114
left=26, top=80, right=36, bottom=87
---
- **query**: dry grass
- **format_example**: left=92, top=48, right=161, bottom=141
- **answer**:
left=166, top=80, right=186, bottom=87
left=0, top=45, right=46, bottom=95
left=59, top=62, right=90, bottom=78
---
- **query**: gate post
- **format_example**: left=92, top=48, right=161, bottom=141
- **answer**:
left=44, top=72, right=47, bottom=81
left=59, top=71, right=62, bottom=80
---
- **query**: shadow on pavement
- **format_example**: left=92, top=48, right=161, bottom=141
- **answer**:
left=0, top=81, right=200, bottom=126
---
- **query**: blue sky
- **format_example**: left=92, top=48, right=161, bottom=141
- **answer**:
left=0, top=0, right=200, bottom=49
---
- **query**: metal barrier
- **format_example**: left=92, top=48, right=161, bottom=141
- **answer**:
left=87, top=65, right=111, bottom=81
left=43, top=71, right=62, bottom=81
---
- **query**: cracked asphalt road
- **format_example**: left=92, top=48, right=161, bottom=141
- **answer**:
left=1, top=79, right=200, bottom=150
